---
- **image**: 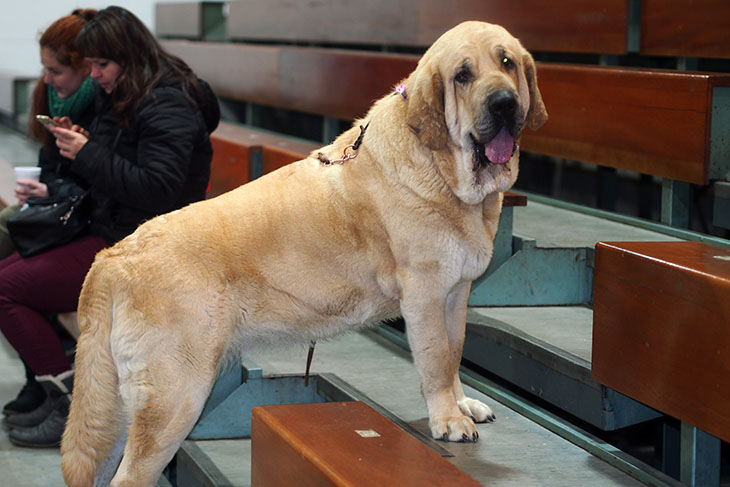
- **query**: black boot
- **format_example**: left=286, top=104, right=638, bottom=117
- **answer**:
left=8, top=370, right=73, bottom=448
left=2, top=361, right=46, bottom=415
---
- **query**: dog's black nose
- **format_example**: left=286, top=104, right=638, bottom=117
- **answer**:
left=488, top=90, right=518, bottom=120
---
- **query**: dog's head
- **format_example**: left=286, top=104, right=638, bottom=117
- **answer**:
left=405, top=21, right=547, bottom=204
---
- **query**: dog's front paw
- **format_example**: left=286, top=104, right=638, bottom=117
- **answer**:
left=458, top=397, right=496, bottom=423
left=430, top=414, right=479, bottom=443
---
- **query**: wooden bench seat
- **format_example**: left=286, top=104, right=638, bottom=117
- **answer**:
left=208, top=122, right=320, bottom=197
left=251, top=401, right=481, bottom=487
left=592, top=240, right=730, bottom=484
left=592, top=240, right=730, bottom=442
left=639, top=0, right=730, bottom=59
left=226, top=0, right=630, bottom=55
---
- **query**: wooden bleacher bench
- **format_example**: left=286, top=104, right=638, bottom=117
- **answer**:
left=593, top=240, right=730, bottom=442
left=592, top=240, right=730, bottom=484
left=251, top=401, right=481, bottom=487
left=225, top=0, right=629, bottom=55
left=208, top=122, right=320, bottom=197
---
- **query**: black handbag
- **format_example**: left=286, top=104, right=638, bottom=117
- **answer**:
left=7, top=190, right=90, bottom=258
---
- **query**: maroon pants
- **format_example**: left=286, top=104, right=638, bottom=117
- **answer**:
left=0, top=235, right=107, bottom=376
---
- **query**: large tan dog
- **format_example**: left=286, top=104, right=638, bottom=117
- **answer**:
left=62, top=21, right=546, bottom=486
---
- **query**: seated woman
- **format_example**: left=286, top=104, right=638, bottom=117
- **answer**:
left=0, top=5, right=220, bottom=448
left=0, top=8, right=97, bottom=419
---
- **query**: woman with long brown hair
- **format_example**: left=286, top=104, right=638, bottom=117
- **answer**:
left=0, top=7, right=96, bottom=423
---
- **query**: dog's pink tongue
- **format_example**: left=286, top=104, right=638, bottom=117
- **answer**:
left=485, top=127, right=514, bottom=164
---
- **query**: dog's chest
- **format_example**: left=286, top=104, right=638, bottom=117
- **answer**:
left=455, top=208, right=500, bottom=281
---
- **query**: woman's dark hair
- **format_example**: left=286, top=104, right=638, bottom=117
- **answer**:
left=75, top=6, right=202, bottom=127
left=29, top=8, right=97, bottom=143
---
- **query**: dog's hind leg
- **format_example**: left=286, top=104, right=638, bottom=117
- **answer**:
left=109, top=339, right=222, bottom=487
left=93, top=429, right=127, bottom=487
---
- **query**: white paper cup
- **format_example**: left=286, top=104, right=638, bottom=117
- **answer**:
left=14, top=166, right=41, bottom=187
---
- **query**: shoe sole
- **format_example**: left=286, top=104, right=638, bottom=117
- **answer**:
left=3, top=417, right=42, bottom=430
left=8, top=436, right=60, bottom=448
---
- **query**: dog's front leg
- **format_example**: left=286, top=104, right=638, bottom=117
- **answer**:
left=401, top=282, right=479, bottom=442
left=447, top=282, right=495, bottom=426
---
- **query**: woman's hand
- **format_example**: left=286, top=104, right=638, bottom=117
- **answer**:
left=51, top=126, right=89, bottom=160
left=14, top=180, right=49, bottom=205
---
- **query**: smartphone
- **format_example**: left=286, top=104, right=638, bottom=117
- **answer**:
left=36, top=114, right=60, bottom=128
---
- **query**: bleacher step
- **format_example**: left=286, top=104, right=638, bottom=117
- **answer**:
left=464, top=307, right=661, bottom=431
left=178, top=330, right=664, bottom=486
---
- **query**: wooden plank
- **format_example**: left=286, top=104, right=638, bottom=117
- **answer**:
left=251, top=402, right=481, bottom=487
left=414, top=0, right=628, bottom=54
left=207, top=136, right=254, bottom=198
left=227, top=0, right=628, bottom=54
left=522, top=65, right=730, bottom=184
left=162, top=41, right=416, bottom=121
left=208, top=122, right=320, bottom=197
left=592, top=241, right=730, bottom=443
left=155, top=2, right=203, bottom=39
left=276, top=48, right=416, bottom=120
left=640, top=0, right=730, bottom=59
left=155, top=2, right=226, bottom=40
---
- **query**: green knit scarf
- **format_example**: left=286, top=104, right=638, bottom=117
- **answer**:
left=47, top=76, right=94, bottom=122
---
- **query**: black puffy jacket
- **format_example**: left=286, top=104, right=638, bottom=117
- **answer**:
left=70, top=77, right=219, bottom=244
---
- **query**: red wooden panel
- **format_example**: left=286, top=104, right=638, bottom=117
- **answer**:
left=228, top=0, right=628, bottom=54
left=592, top=241, right=730, bottom=442
left=162, top=40, right=282, bottom=106
left=503, top=191, right=527, bottom=207
left=416, top=0, right=628, bottom=54
left=522, top=64, right=730, bottom=184
left=261, top=146, right=307, bottom=175
left=277, top=48, right=417, bottom=120
left=641, top=0, right=730, bottom=59
left=251, top=402, right=481, bottom=487
left=208, top=136, right=253, bottom=197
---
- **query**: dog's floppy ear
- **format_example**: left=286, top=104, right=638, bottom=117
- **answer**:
left=521, top=52, right=548, bottom=130
left=406, top=68, right=448, bottom=150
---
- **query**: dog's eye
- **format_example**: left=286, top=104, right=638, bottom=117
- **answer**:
left=502, top=56, right=515, bottom=70
left=455, top=69, right=472, bottom=84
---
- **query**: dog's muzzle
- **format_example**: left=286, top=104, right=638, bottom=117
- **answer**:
left=472, top=90, right=521, bottom=168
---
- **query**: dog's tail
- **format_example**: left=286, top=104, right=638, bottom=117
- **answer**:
left=61, top=251, right=122, bottom=487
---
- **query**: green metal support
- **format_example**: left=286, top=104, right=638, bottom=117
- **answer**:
left=680, top=423, right=721, bottom=487
left=661, top=179, right=691, bottom=228
left=469, top=236, right=593, bottom=306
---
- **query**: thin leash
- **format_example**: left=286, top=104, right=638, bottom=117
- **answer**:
left=305, top=85, right=407, bottom=384
left=317, top=121, right=370, bottom=166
